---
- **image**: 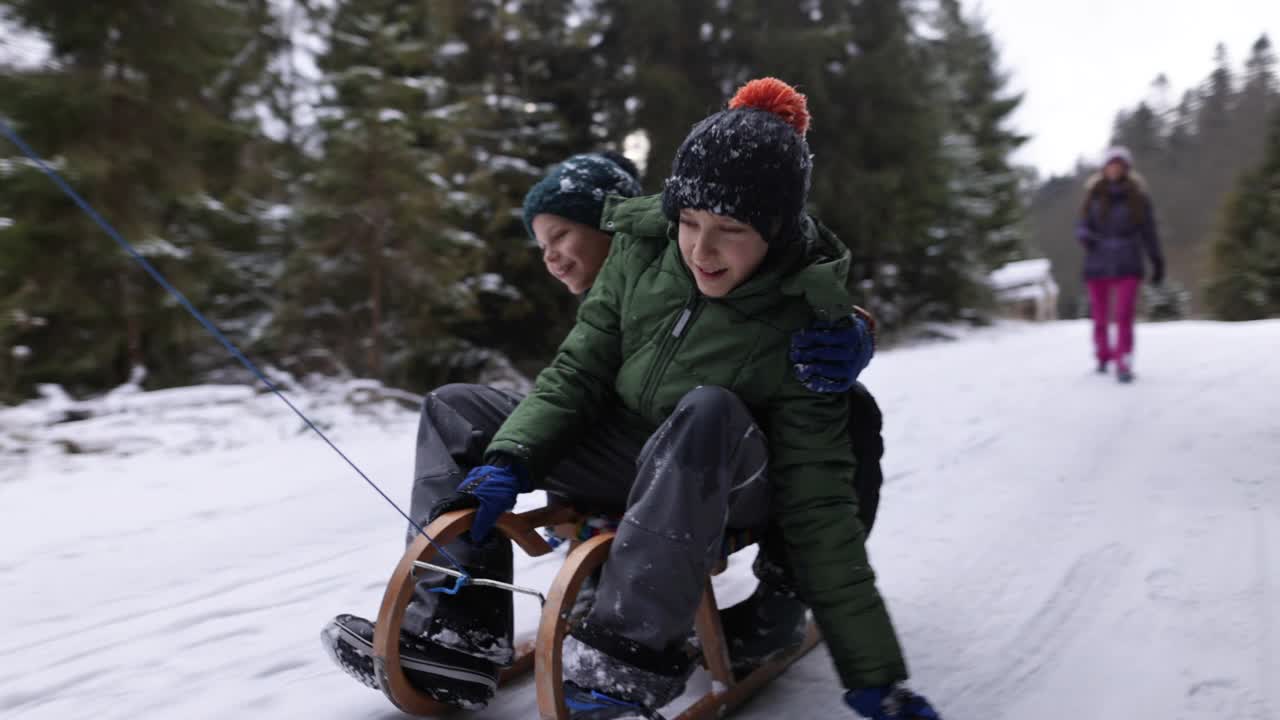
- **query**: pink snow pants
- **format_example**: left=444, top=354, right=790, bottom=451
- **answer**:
left=1087, top=276, right=1140, bottom=365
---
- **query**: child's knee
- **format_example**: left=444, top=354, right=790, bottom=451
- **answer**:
left=423, top=383, right=495, bottom=425
left=428, top=382, right=483, bottom=409
left=676, top=385, right=747, bottom=419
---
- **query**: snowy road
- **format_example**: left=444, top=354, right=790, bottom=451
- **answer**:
left=2, top=320, right=1278, bottom=719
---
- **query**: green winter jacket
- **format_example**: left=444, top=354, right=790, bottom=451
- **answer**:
left=486, top=194, right=907, bottom=689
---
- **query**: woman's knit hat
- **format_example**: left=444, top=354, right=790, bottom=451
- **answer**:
left=522, top=151, right=643, bottom=239
left=1103, top=145, right=1134, bottom=168
left=661, top=77, right=813, bottom=244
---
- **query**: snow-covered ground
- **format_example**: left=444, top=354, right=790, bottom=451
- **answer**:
left=3, top=319, right=1278, bottom=719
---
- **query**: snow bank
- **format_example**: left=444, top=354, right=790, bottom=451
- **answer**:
left=0, top=376, right=421, bottom=478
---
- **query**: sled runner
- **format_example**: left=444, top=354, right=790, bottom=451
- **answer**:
left=373, top=504, right=822, bottom=720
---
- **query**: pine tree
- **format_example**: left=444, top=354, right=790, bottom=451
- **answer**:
left=1142, top=281, right=1192, bottom=321
left=588, top=0, right=729, bottom=190
left=278, top=0, right=482, bottom=385
left=0, top=1, right=264, bottom=399
left=278, top=0, right=606, bottom=389
left=800, top=0, right=972, bottom=326
left=181, top=0, right=323, bottom=382
left=1205, top=110, right=1280, bottom=320
left=931, top=0, right=1030, bottom=271
left=1200, top=44, right=1236, bottom=137
left=1235, top=35, right=1277, bottom=156
left=1110, top=102, right=1164, bottom=166
left=422, top=0, right=599, bottom=380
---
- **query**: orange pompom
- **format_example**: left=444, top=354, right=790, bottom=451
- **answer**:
left=728, top=77, right=810, bottom=136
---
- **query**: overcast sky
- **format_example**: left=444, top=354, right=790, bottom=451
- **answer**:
left=976, top=0, right=1280, bottom=176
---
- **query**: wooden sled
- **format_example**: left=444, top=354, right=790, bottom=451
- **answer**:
left=373, top=505, right=822, bottom=720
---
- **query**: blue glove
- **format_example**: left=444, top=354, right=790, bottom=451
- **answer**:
left=790, top=314, right=874, bottom=394
left=845, top=685, right=940, bottom=719
left=455, top=459, right=532, bottom=542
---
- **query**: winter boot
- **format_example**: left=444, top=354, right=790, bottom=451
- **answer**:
left=719, top=581, right=809, bottom=679
left=403, top=530, right=516, bottom=666
left=1115, top=355, right=1134, bottom=383
left=563, top=683, right=670, bottom=720
left=561, top=621, right=695, bottom=719
left=569, top=567, right=601, bottom=623
left=320, top=614, right=500, bottom=709
left=845, top=684, right=942, bottom=719
left=1095, top=357, right=1108, bottom=374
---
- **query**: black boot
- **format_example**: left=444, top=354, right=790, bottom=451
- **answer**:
left=402, top=528, right=516, bottom=666
left=561, top=621, right=694, bottom=719
left=722, top=536, right=810, bottom=678
left=569, top=567, right=601, bottom=623
left=719, top=582, right=809, bottom=679
left=320, top=614, right=500, bottom=709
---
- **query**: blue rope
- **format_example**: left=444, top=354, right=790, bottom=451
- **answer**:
left=429, top=574, right=471, bottom=596
left=0, top=117, right=468, bottom=577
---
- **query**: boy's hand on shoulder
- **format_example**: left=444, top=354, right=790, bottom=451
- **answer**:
left=790, top=310, right=875, bottom=393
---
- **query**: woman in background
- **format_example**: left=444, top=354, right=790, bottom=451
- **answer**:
left=1076, top=145, right=1165, bottom=383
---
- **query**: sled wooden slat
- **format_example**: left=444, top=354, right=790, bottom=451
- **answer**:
left=505, top=504, right=580, bottom=556
left=373, top=506, right=577, bottom=716
left=693, top=578, right=736, bottom=688
left=535, top=531, right=616, bottom=720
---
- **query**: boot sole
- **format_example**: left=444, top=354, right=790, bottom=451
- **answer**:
left=322, top=621, right=500, bottom=696
left=321, top=621, right=379, bottom=690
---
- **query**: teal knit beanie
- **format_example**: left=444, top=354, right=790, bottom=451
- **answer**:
left=522, top=151, right=643, bottom=239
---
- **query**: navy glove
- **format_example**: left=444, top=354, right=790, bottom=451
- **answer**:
left=453, top=458, right=531, bottom=542
left=845, top=685, right=941, bottom=719
left=1075, top=224, right=1097, bottom=249
left=1150, top=262, right=1165, bottom=287
left=790, top=312, right=875, bottom=394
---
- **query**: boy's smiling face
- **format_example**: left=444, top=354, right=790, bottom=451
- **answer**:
left=677, top=209, right=768, bottom=297
left=532, top=213, right=612, bottom=294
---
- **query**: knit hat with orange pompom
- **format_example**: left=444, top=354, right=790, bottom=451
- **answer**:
left=661, top=77, right=813, bottom=245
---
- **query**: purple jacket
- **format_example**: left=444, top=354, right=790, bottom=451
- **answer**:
left=1076, top=178, right=1164, bottom=281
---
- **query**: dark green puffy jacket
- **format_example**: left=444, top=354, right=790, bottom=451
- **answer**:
left=487, top=194, right=907, bottom=688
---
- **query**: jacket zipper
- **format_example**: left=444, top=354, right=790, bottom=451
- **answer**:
left=639, top=293, right=705, bottom=417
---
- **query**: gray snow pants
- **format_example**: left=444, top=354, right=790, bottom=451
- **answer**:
left=402, top=383, right=770, bottom=657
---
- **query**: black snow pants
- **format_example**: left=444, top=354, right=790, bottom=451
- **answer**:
left=401, top=383, right=770, bottom=661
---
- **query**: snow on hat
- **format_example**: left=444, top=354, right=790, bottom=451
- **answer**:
left=522, top=151, right=643, bottom=239
left=1103, top=145, right=1134, bottom=168
left=661, top=77, right=813, bottom=244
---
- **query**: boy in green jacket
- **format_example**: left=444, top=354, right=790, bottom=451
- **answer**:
left=325, top=78, right=940, bottom=720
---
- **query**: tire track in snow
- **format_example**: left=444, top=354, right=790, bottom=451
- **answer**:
left=1256, top=507, right=1277, bottom=718
left=0, top=667, right=114, bottom=714
left=956, top=542, right=1134, bottom=711
left=0, top=540, right=374, bottom=659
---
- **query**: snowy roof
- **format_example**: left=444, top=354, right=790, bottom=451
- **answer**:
left=988, top=258, right=1054, bottom=291
left=1000, top=284, right=1055, bottom=302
